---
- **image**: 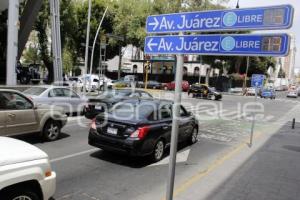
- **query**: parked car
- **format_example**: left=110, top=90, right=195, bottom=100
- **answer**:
left=84, top=89, right=153, bottom=119
left=228, top=87, right=243, bottom=94
left=88, top=99, right=198, bottom=162
left=0, top=89, right=67, bottom=141
left=23, top=86, right=87, bottom=115
left=16, top=63, right=41, bottom=85
left=0, top=137, right=56, bottom=200
left=162, top=81, right=190, bottom=92
left=112, top=75, right=139, bottom=89
left=245, top=87, right=256, bottom=96
left=138, top=80, right=162, bottom=89
left=188, top=84, right=222, bottom=100
left=261, top=88, right=276, bottom=99
left=79, top=74, right=113, bottom=92
left=287, top=89, right=298, bottom=98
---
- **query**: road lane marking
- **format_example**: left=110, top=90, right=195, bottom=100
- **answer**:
left=160, top=131, right=264, bottom=200
left=50, top=148, right=99, bottom=163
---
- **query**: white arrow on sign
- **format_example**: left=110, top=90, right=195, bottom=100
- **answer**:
left=147, top=38, right=158, bottom=51
left=148, top=148, right=191, bottom=167
left=148, top=17, right=159, bottom=30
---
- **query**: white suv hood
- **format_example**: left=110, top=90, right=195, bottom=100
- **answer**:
left=0, top=137, right=48, bottom=166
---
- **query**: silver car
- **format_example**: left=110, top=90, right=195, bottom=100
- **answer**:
left=23, top=86, right=87, bottom=115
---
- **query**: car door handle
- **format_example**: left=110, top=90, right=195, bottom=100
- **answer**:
left=8, top=113, right=16, bottom=118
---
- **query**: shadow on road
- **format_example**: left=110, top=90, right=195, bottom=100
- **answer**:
left=12, top=132, right=70, bottom=144
left=89, top=142, right=190, bottom=168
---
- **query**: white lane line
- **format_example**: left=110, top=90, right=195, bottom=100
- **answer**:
left=50, top=148, right=99, bottom=163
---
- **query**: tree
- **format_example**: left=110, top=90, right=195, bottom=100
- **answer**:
left=35, top=0, right=78, bottom=83
left=22, top=32, right=41, bottom=65
left=74, top=0, right=115, bottom=72
left=62, top=47, right=74, bottom=75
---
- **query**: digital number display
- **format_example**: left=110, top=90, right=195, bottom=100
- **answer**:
left=264, top=8, right=285, bottom=25
left=262, top=37, right=282, bottom=52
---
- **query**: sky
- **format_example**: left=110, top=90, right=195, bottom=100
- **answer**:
left=225, top=0, right=300, bottom=71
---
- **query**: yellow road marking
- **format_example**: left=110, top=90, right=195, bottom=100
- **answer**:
left=161, top=131, right=264, bottom=200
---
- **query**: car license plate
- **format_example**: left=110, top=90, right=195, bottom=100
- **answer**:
left=107, top=127, right=118, bottom=135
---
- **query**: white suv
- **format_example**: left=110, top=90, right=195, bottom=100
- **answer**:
left=0, top=137, right=56, bottom=200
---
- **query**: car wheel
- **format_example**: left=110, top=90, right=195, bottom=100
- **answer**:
left=152, top=140, right=165, bottom=162
left=42, top=120, right=61, bottom=141
left=210, top=95, right=216, bottom=101
left=189, top=128, right=198, bottom=144
left=0, top=187, right=40, bottom=200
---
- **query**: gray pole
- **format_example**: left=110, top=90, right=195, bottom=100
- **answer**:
left=244, top=57, right=250, bottom=93
left=6, top=0, right=19, bottom=86
left=98, top=41, right=102, bottom=94
left=118, top=45, right=122, bottom=79
left=166, top=34, right=184, bottom=200
left=249, top=86, right=257, bottom=147
left=83, top=0, right=92, bottom=96
left=50, top=0, right=63, bottom=84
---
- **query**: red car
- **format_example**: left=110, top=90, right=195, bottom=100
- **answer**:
left=163, top=81, right=190, bottom=92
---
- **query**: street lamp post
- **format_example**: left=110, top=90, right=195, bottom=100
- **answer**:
left=83, top=0, right=92, bottom=96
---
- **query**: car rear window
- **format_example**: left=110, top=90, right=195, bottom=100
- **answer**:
left=23, top=87, right=47, bottom=96
left=110, top=102, right=155, bottom=120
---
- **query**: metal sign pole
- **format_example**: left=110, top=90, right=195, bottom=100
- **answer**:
left=250, top=86, right=257, bottom=147
left=166, top=34, right=184, bottom=200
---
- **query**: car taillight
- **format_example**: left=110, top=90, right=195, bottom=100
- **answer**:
left=130, top=126, right=150, bottom=140
left=90, top=118, right=97, bottom=130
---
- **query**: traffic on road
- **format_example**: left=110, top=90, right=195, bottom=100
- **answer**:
left=0, top=1, right=299, bottom=200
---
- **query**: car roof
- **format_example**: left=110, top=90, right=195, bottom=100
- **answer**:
left=120, top=98, right=172, bottom=105
left=25, top=85, right=70, bottom=89
left=0, top=89, right=22, bottom=93
left=114, top=89, right=151, bottom=93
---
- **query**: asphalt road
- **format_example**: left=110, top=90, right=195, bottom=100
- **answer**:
left=16, top=91, right=300, bottom=200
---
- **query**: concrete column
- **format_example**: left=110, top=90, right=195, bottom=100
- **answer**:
left=6, top=0, right=19, bottom=86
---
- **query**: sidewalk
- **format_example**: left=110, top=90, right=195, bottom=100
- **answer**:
left=206, top=123, right=300, bottom=200
left=173, top=122, right=300, bottom=200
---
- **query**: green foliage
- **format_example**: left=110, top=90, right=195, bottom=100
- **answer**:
left=62, top=47, right=74, bottom=74
left=23, top=45, right=41, bottom=65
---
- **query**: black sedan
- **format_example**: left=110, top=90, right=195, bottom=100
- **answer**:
left=138, top=80, right=162, bottom=89
left=188, top=84, right=222, bottom=100
left=88, top=99, right=198, bottom=162
left=84, top=89, right=153, bottom=119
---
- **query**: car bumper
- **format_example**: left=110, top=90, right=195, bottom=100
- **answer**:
left=60, top=115, right=68, bottom=127
left=88, top=129, right=149, bottom=156
left=39, top=171, right=56, bottom=200
left=287, top=94, right=297, bottom=98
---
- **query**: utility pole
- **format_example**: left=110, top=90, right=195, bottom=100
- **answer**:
left=6, top=0, right=19, bottom=86
left=50, top=0, right=63, bottom=84
left=83, top=0, right=92, bottom=96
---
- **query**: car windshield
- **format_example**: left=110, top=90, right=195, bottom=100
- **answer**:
left=23, top=87, right=47, bottom=96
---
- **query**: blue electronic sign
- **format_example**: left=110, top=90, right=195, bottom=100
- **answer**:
left=144, top=34, right=290, bottom=56
left=146, top=5, right=294, bottom=33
